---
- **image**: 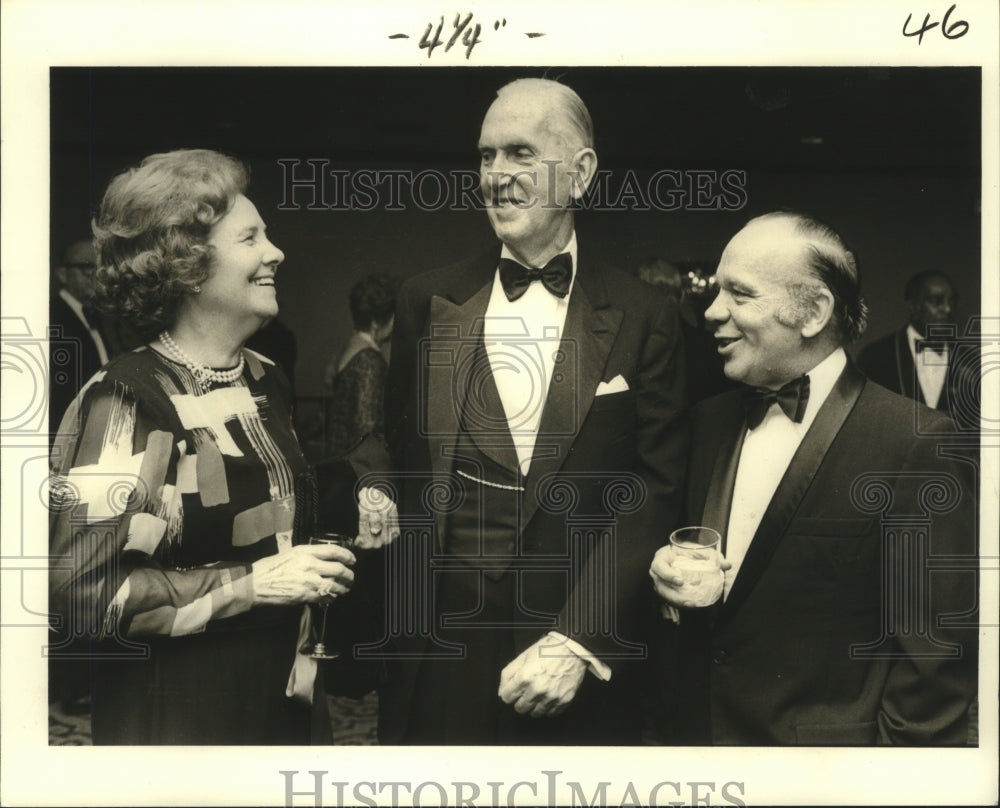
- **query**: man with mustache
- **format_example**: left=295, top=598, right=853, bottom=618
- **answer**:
left=649, top=212, right=977, bottom=745
left=379, top=78, right=687, bottom=744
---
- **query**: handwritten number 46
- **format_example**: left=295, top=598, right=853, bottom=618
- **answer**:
left=903, top=3, right=969, bottom=44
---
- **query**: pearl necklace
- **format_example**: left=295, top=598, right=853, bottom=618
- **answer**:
left=158, top=330, right=245, bottom=390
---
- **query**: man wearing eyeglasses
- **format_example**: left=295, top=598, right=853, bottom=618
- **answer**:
left=49, top=238, right=110, bottom=439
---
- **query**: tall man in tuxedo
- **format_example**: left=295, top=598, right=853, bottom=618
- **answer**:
left=650, top=212, right=976, bottom=745
left=379, top=78, right=687, bottom=744
left=857, top=271, right=978, bottom=430
left=49, top=239, right=111, bottom=437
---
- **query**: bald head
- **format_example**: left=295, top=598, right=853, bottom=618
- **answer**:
left=706, top=213, right=866, bottom=389
left=492, top=78, right=594, bottom=151
left=745, top=212, right=867, bottom=344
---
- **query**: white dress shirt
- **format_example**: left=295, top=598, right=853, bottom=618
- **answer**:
left=484, top=233, right=577, bottom=477
left=907, top=324, right=948, bottom=409
left=60, top=288, right=109, bottom=366
left=723, top=348, right=847, bottom=599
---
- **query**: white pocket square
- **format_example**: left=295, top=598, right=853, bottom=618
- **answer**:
left=595, top=375, right=629, bottom=396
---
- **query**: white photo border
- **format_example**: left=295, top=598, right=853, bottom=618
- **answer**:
left=2, top=1, right=997, bottom=806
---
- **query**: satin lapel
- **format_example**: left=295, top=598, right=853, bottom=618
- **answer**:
left=720, top=363, right=866, bottom=618
left=895, top=329, right=921, bottom=403
left=939, top=352, right=955, bottom=412
left=699, top=399, right=747, bottom=547
left=521, top=274, right=622, bottom=529
left=691, top=395, right=746, bottom=632
left=426, top=286, right=492, bottom=545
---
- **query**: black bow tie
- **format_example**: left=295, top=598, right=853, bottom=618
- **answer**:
left=498, top=253, right=572, bottom=302
left=743, top=375, right=811, bottom=430
left=916, top=339, right=946, bottom=354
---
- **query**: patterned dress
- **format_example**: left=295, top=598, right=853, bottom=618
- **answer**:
left=49, top=345, right=323, bottom=744
left=325, top=347, right=387, bottom=458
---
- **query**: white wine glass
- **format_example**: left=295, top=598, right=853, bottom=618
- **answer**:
left=308, top=532, right=354, bottom=660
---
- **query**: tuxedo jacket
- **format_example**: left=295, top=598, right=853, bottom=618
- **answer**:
left=379, top=242, right=688, bottom=739
left=856, top=327, right=980, bottom=433
left=49, top=294, right=108, bottom=436
left=664, top=363, right=977, bottom=745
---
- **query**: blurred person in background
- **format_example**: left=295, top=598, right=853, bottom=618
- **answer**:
left=323, top=273, right=398, bottom=458
left=49, top=236, right=114, bottom=713
left=49, top=238, right=111, bottom=438
left=857, top=270, right=977, bottom=423
left=638, top=256, right=735, bottom=404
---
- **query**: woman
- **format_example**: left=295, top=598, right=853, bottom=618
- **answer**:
left=49, top=149, right=356, bottom=744
left=324, top=274, right=398, bottom=457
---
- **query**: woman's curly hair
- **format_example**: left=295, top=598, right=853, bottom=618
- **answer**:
left=92, top=149, right=248, bottom=338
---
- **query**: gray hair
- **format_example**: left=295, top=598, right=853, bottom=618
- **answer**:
left=495, top=78, right=594, bottom=149
left=752, top=210, right=868, bottom=343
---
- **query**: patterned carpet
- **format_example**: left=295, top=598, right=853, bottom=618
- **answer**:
left=326, top=693, right=380, bottom=745
left=48, top=700, right=94, bottom=746
left=48, top=693, right=379, bottom=746
left=48, top=694, right=979, bottom=746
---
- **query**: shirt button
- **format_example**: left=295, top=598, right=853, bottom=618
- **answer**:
left=712, top=650, right=729, bottom=665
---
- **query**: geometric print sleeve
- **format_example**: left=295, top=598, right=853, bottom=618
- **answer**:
left=49, top=371, right=255, bottom=639
left=49, top=349, right=305, bottom=641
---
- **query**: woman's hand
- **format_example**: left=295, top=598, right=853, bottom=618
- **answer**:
left=251, top=543, right=356, bottom=606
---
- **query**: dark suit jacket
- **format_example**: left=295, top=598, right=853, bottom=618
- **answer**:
left=662, top=362, right=977, bottom=745
left=856, top=327, right=980, bottom=434
left=49, top=294, right=108, bottom=438
left=379, top=242, right=688, bottom=741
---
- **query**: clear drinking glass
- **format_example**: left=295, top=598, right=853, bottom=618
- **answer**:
left=668, top=526, right=725, bottom=607
left=308, top=532, right=354, bottom=660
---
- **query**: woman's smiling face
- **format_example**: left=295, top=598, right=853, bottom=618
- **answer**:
left=193, top=194, right=285, bottom=328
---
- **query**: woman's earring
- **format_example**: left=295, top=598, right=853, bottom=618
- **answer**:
left=193, top=285, right=201, bottom=293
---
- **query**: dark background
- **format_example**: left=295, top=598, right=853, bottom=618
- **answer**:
left=50, top=67, right=982, bottom=399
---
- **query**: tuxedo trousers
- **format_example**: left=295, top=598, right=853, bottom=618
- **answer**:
left=404, top=421, right=527, bottom=743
